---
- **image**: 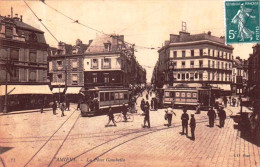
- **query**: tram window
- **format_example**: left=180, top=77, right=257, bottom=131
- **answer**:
left=119, top=93, right=124, bottom=99
left=192, top=93, right=197, bottom=98
left=114, top=93, right=119, bottom=99
left=187, top=93, right=191, bottom=98
left=124, top=93, right=128, bottom=99
left=105, top=92, right=110, bottom=101
left=176, top=92, right=180, bottom=97
left=165, top=91, right=170, bottom=97
left=100, top=93, right=105, bottom=101
left=110, top=93, right=114, bottom=100
left=181, top=92, right=185, bottom=97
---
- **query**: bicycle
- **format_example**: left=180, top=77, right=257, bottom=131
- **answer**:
left=114, top=112, right=134, bottom=123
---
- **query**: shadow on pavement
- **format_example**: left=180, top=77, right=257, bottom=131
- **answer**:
left=0, top=146, right=14, bottom=154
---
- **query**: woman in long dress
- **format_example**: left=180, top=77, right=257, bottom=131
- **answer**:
left=231, top=3, right=256, bottom=41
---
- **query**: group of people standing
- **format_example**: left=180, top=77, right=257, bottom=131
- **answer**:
left=207, top=105, right=226, bottom=128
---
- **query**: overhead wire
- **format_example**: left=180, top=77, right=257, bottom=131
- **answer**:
left=23, top=0, right=59, bottom=43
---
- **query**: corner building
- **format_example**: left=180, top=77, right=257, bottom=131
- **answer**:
left=156, top=31, right=233, bottom=92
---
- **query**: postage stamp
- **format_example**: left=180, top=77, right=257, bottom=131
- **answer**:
left=225, top=0, right=260, bottom=44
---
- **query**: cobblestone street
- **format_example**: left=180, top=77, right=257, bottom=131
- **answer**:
left=0, top=93, right=259, bottom=167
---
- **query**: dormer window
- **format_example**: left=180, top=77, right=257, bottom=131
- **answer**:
left=5, top=26, right=13, bottom=38
left=72, top=49, right=77, bottom=54
left=29, top=32, right=37, bottom=42
left=104, top=42, right=111, bottom=51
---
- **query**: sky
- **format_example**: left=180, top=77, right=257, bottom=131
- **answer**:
left=0, top=0, right=255, bottom=82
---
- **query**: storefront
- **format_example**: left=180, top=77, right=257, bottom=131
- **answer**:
left=65, top=87, right=83, bottom=103
left=0, top=85, right=53, bottom=112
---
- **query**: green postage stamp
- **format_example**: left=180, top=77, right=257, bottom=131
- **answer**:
left=225, top=0, right=260, bottom=44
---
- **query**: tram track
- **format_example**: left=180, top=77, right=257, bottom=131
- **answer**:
left=24, top=106, right=80, bottom=167
left=60, top=108, right=234, bottom=167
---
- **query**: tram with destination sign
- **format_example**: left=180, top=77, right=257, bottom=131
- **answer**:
left=80, top=87, right=130, bottom=116
left=163, top=87, right=215, bottom=109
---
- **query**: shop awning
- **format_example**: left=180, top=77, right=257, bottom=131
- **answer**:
left=52, top=88, right=65, bottom=93
left=65, top=87, right=83, bottom=94
left=0, top=85, right=52, bottom=96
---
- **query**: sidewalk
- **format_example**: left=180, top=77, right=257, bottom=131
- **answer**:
left=0, top=108, right=53, bottom=116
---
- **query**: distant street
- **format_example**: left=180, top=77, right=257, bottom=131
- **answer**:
left=0, top=92, right=259, bottom=167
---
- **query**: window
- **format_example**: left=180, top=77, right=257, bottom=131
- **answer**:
left=58, top=74, right=62, bottom=79
left=181, top=61, right=185, bottom=68
left=213, top=50, right=215, bottom=57
left=221, top=52, right=223, bottom=58
left=10, top=68, right=19, bottom=81
left=199, top=49, right=203, bottom=56
left=72, top=60, right=77, bottom=69
left=216, top=73, right=219, bottom=81
left=190, top=73, right=194, bottom=80
left=72, top=74, right=78, bottom=84
left=119, top=93, right=124, bottom=99
left=10, top=49, right=19, bottom=61
left=114, top=93, right=119, bottom=99
left=174, top=51, right=177, bottom=58
left=104, top=73, right=109, bottom=83
left=105, top=92, right=110, bottom=101
left=29, top=52, right=37, bottom=63
left=208, top=60, right=211, bottom=68
left=199, top=60, right=203, bottom=68
left=195, top=73, right=198, bottom=79
left=181, top=92, right=186, bottom=97
left=110, top=92, right=114, bottom=100
left=186, top=73, right=189, bottom=79
left=199, top=73, right=203, bottom=80
left=173, top=61, right=177, bottom=68
left=57, top=60, right=62, bottom=66
left=29, top=70, right=36, bottom=81
left=218, top=51, right=220, bottom=58
left=212, top=72, right=215, bottom=80
left=191, top=50, right=194, bottom=57
left=124, top=93, right=128, bottom=100
left=173, top=73, right=177, bottom=81
left=100, top=93, right=105, bottom=101
left=177, top=73, right=180, bottom=79
left=221, top=62, right=224, bottom=69
left=103, top=58, right=111, bottom=69
left=208, top=49, right=210, bottom=56
left=91, top=59, right=98, bottom=69
left=5, top=27, right=12, bottom=38
left=225, top=63, right=227, bottom=69
left=104, top=43, right=111, bottom=51
left=92, top=73, right=97, bottom=83
left=217, top=61, right=219, bottom=68
left=182, top=73, right=185, bottom=80
left=212, top=61, right=215, bottom=68
left=190, top=61, right=194, bottom=68
left=182, top=51, right=186, bottom=58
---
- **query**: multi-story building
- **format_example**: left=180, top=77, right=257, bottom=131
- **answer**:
left=48, top=35, right=146, bottom=102
left=248, top=44, right=260, bottom=100
left=231, top=56, right=248, bottom=96
left=0, top=14, right=52, bottom=112
left=48, top=39, right=89, bottom=102
left=83, top=34, right=146, bottom=89
left=155, top=31, right=233, bottom=93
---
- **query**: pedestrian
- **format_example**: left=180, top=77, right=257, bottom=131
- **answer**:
left=146, top=93, right=149, bottom=100
left=218, top=106, right=226, bottom=128
left=154, top=98, right=158, bottom=111
left=40, top=97, right=44, bottom=113
left=232, top=98, right=236, bottom=107
left=122, top=103, right=128, bottom=121
left=106, top=107, right=116, bottom=127
left=143, top=103, right=150, bottom=128
left=151, top=98, right=154, bottom=110
left=190, top=114, right=196, bottom=140
left=60, top=102, right=65, bottom=117
left=141, top=98, right=145, bottom=112
left=53, top=101, right=57, bottom=115
left=223, top=96, right=228, bottom=108
left=195, top=104, right=201, bottom=114
left=145, top=101, right=150, bottom=111
left=167, top=107, right=176, bottom=127
left=66, top=98, right=70, bottom=111
left=77, top=98, right=81, bottom=110
left=207, top=106, right=217, bottom=127
left=229, top=96, right=232, bottom=105
left=181, top=108, right=189, bottom=136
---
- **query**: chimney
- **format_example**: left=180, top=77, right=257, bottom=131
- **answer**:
left=13, top=13, right=19, bottom=21
left=207, top=31, right=211, bottom=36
left=20, top=15, right=23, bottom=22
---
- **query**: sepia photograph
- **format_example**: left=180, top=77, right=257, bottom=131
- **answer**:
left=0, top=0, right=259, bottom=166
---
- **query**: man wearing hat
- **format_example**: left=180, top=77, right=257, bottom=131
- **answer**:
left=218, top=105, right=226, bottom=128
left=190, top=114, right=196, bottom=140
left=207, top=106, right=217, bottom=127
left=181, top=108, right=189, bottom=136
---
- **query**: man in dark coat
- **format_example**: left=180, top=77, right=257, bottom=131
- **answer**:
left=218, top=106, right=226, bottom=128
left=181, top=109, right=189, bottom=136
left=143, top=104, right=150, bottom=128
left=207, top=106, right=217, bottom=127
left=141, top=99, right=145, bottom=112
left=106, top=107, right=116, bottom=126
left=66, top=99, right=70, bottom=111
left=190, top=114, right=196, bottom=140
left=52, top=101, right=57, bottom=115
